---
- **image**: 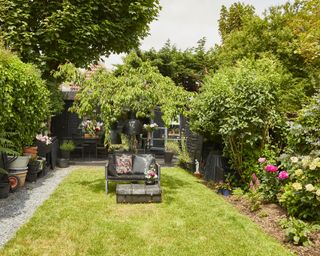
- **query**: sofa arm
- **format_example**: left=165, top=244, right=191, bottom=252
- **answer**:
left=155, top=162, right=161, bottom=185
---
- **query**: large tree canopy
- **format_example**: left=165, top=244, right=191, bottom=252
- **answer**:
left=58, top=52, right=190, bottom=130
left=0, top=0, right=160, bottom=73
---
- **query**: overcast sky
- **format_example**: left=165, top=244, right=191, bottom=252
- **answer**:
left=104, top=0, right=291, bottom=69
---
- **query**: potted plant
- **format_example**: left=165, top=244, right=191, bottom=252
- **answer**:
left=164, top=140, right=180, bottom=164
left=59, top=140, right=75, bottom=160
left=0, top=168, right=10, bottom=199
left=144, top=165, right=158, bottom=185
left=216, top=181, right=232, bottom=196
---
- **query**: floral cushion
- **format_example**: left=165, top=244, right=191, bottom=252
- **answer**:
left=115, top=154, right=133, bottom=174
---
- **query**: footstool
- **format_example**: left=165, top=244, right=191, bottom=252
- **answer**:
left=116, top=183, right=162, bottom=203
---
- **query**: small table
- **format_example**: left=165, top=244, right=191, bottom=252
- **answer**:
left=116, top=184, right=162, bottom=203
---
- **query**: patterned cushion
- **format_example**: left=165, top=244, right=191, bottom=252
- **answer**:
left=115, top=154, right=133, bottom=174
left=132, top=155, right=155, bottom=174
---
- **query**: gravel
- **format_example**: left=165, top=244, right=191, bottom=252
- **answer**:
left=0, top=166, right=78, bottom=248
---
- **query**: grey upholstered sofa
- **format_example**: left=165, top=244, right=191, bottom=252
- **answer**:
left=105, top=154, right=160, bottom=194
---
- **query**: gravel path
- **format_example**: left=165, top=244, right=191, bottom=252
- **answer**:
left=0, top=166, right=78, bottom=248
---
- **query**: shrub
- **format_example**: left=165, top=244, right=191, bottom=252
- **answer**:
left=279, top=154, right=320, bottom=220
left=287, top=92, right=320, bottom=154
left=279, top=217, right=320, bottom=246
left=165, top=141, right=180, bottom=154
left=189, top=57, right=288, bottom=183
left=60, top=141, right=75, bottom=152
left=0, top=48, right=50, bottom=151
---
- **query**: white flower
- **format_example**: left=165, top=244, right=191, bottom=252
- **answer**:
left=295, top=169, right=303, bottom=176
left=309, top=163, right=317, bottom=170
left=305, top=184, right=315, bottom=192
left=292, top=182, right=302, bottom=191
left=316, top=190, right=320, bottom=197
left=290, top=157, right=299, bottom=163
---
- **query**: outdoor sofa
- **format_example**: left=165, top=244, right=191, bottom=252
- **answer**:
left=105, top=153, right=160, bottom=194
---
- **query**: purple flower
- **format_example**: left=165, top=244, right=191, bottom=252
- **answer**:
left=258, top=157, right=266, bottom=163
left=264, top=165, right=278, bottom=172
left=278, top=171, right=289, bottom=180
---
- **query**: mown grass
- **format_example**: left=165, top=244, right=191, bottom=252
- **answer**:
left=0, top=167, right=293, bottom=256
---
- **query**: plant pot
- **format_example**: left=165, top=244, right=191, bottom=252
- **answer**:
left=57, top=158, right=69, bottom=168
left=60, top=150, right=70, bottom=160
left=0, top=182, right=10, bottom=199
left=28, top=160, right=40, bottom=174
left=23, top=146, right=38, bottom=158
left=26, top=172, right=38, bottom=182
left=164, top=151, right=174, bottom=164
left=145, top=180, right=156, bottom=185
left=8, top=155, right=30, bottom=169
left=8, top=169, right=28, bottom=187
left=218, top=188, right=231, bottom=196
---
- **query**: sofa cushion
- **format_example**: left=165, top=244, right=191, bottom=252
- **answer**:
left=107, top=154, right=118, bottom=176
left=115, top=154, right=133, bottom=174
left=132, top=154, right=155, bottom=174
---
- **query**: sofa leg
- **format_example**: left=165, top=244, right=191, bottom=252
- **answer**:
left=105, top=180, right=108, bottom=194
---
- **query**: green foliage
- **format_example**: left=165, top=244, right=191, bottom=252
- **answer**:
left=244, top=191, right=263, bottom=212
left=165, top=140, right=180, bottom=154
left=59, top=140, right=75, bottom=152
left=0, top=0, right=160, bottom=73
left=279, top=154, right=320, bottom=220
left=218, top=3, right=255, bottom=42
left=67, top=52, right=191, bottom=131
left=189, top=57, right=286, bottom=180
left=138, top=39, right=216, bottom=91
left=279, top=217, right=320, bottom=246
left=232, top=187, right=244, bottom=201
left=0, top=48, right=50, bottom=151
left=0, top=132, right=19, bottom=156
left=287, top=92, right=320, bottom=154
left=177, top=136, right=192, bottom=166
left=214, top=1, right=319, bottom=111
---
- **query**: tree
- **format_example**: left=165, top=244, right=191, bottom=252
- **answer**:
left=137, top=39, right=216, bottom=91
left=214, top=1, right=319, bottom=112
left=0, top=0, right=160, bottom=74
left=188, top=57, right=289, bottom=181
left=218, top=2, right=255, bottom=42
left=0, top=47, right=50, bottom=151
left=59, top=52, right=190, bottom=130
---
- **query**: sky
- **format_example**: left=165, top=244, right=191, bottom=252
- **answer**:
left=104, top=0, right=291, bottom=69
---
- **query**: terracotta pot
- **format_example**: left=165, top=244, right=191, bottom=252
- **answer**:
left=9, top=169, right=28, bottom=187
left=23, top=146, right=38, bottom=155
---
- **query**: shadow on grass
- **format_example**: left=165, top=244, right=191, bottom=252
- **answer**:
left=74, top=171, right=193, bottom=205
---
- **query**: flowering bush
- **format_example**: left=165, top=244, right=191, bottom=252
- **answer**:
left=36, top=134, right=52, bottom=145
left=145, top=166, right=158, bottom=180
left=279, top=154, right=320, bottom=220
left=143, top=123, right=158, bottom=132
left=80, top=120, right=103, bottom=135
left=258, top=159, right=288, bottom=203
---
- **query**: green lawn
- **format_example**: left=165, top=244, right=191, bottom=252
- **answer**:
left=0, top=167, right=293, bottom=256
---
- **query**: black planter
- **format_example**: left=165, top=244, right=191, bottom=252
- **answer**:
left=60, top=150, right=70, bottom=160
left=28, top=161, right=40, bottom=174
left=57, top=158, right=69, bottom=168
left=26, top=172, right=38, bottom=182
left=0, top=182, right=10, bottom=199
left=164, top=151, right=174, bottom=164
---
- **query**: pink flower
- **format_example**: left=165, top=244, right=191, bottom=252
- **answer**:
left=258, top=157, right=266, bottom=163
left=278, top=171, right=289, bottom=180
left=264, top=165, right=278, bottom=172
